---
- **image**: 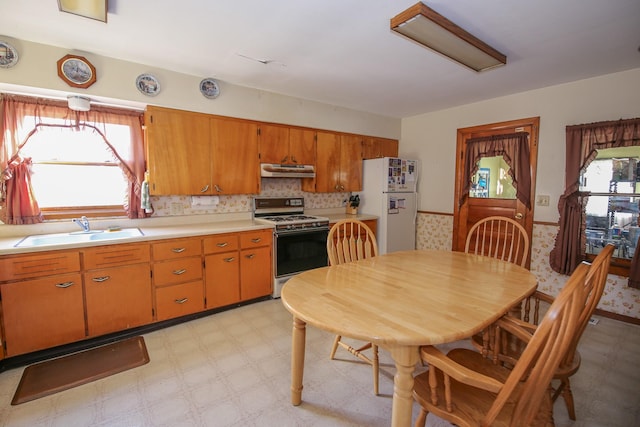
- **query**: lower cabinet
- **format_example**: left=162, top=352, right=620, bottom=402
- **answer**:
left=1, top=273, right=86, bottom=357
left=203, top=233, right=241, bottom=309
left=85, top=263, right=153, bottom=336
left=240, top=245, right=272, bottom=300
left=83, top=243, right=153, bottom=337
left=0, top=228, right=273, bottom=358
left=203, top=230, right=273, bottom=307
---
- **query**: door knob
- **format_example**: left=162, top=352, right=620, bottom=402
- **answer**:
left=515, top=213, right=523, bottom=220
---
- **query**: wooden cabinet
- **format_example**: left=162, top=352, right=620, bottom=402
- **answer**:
left=204, top=233, right=240, bottom=309
left=239, top=229, right=273, bottom=301
left=259, top=124, right=316, bottom=165
left=0, top=230, right=273, bottom=357
left=0, top=251, right=85, bottom=356
left=152, top=237, right=204, bottom=321
left=210, top=117, right=260, bottom=194
left=362, top=137, right=399, bottom=159
left=204, top=229, right=272, bottom=306
left=145, top=106, right=212, bottom=195
left=83, top=244, right=152, bottom=336
left=302, top=132, right=363, bottom=192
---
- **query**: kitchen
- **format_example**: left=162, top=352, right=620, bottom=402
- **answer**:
left=1, top=1, right=640, bottom=426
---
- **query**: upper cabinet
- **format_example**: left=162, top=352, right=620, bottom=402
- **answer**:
left=362, top=137, right=399, bottom=159
left=259, top=124, right=316, bottom=165
left=302, top=132, right=363, bottom=193
left=146, top=106, right=393, bottom=196
left=145, top=106, right=212, bottom=195
left=146, top=107, right=260, bottom=195
left=210, top=117, right=260, bottom=195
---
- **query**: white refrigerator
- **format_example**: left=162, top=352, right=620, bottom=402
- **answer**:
left=357, top=157, right=419, bottom=255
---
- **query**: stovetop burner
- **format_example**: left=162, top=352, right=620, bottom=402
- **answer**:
left=253, top=197, right=330, bottom=232
left=260, top=215, right=322, bottom=223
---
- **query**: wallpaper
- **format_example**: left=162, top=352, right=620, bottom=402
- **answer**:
left=417, top=213, right=640, bottom=320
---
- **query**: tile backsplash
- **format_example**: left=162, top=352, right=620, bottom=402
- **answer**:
left=150, top=178, right=347, bottom=216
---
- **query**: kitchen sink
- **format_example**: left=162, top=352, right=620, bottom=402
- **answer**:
left=15, top=228, right=145, bottom=248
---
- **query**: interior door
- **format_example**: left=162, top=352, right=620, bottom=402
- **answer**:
left=453, top=117, right=539, bottom=268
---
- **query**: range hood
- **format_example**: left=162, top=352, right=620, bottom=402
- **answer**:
left=260, top=163, right=316, bottom=178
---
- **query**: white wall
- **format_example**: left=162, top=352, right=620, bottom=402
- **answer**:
left=400, top=68, right=640, bottom=222
left=0, top=37, right=401, bottom=139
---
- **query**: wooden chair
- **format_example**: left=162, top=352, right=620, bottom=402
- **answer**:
left=464, top=216, right=529, bottom=267
left=465, top=216, right=530, bottom=355
left=493, top=243, right=614, bottom=420
left=327, top=219, right=380, bottom=394
left=413, top=263, right=590, bottom=427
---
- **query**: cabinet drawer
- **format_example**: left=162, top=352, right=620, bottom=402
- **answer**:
left=0, top=251, right=80, bottom=282
left=155, top=280, right=204, bottom=321
left=153, top=257, right=202, bottom=287
left=83, top=244, right=150, bottom=270
left=152, top=238, right=202, bottom=261
left=240, top=229, right=272, bottom=248
left=203, top=233, right=239, bottom=254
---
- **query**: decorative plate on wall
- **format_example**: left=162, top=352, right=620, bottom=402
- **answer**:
left=200, top=78, right=220, bottom=99
left=136, top=73, right=160, bottom=97
left=57, top=54, right=96, bottom=88
left=0, top=41, right=19, bottom=68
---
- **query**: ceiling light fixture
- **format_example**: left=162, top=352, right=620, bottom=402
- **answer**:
left=58, top=0, right=108, bottom=23
left=67, top=95, right=91, bottom=112
left=390, top=2, right=506, bottom=72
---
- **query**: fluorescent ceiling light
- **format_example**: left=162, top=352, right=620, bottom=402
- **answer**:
left=58, top=0, right=107, bottom=23
left=391, top=2, right=506, bottom=72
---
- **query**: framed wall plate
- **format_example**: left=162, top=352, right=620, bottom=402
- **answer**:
left=0, top=41, right=19, bottom=68
left=57, top=54, right=96, bottom=88
left=200, top=78, right=220, bottom=99
left=136, top=73, right=160, bottom=97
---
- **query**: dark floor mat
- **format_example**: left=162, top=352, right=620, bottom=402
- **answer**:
left=12, top=336, right=149, bottom=405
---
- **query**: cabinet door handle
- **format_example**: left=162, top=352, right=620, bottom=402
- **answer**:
left=55, top=281, right=74, bottom=288
left=514, top=213, right=524, bottom=220
left=245, top=253, right=256, bottom=259
left=223, top=257, right=235, bottom=262
left=172, top=269, right=187, bottom=275
left=281, top=156, right=288, bottom=163
left=214, top=184, right=223, bottom=193
left=216, top=242, right=228, bottom=247
left=200, top=184, right=210, bottom=193
left=92, top=276, right=110, bottom=282
left=251, top=238, right=262, bottom=243
left=174, top=298, right=188, bottom=304
left=172, top=248, right=186, bottom=253
left=291, top=156, right=297, bottom=163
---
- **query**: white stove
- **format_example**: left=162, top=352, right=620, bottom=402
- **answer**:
left=253, top=197, right=330, bottom=298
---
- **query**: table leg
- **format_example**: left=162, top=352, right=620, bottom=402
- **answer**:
left=388, top=345, right=421, bottom=427
left=291, top=316, right=306, bottom=405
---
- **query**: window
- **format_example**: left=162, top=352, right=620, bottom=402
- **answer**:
left=0, top=94, right=147, bottom=223
left=581, top=147, right=640, bottom=273
left=20, top=120, right=131, bottom=218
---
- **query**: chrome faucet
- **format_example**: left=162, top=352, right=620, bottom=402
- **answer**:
left=72, top=216, right=91, bottom=232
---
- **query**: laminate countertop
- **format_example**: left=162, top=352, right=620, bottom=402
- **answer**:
left=0, top=212, right=377, bottom=256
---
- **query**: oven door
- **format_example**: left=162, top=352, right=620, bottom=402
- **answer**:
left=275, top=228, right=329, bottom=278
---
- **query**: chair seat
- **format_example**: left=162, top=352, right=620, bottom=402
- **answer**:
left=413, top=348, right=554, bottom=427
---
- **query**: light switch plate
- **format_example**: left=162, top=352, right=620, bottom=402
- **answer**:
left=536, top=195, right=550, bottom=206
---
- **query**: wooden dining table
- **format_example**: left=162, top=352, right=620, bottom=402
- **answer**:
left=280, top=249, right=538, bottom=427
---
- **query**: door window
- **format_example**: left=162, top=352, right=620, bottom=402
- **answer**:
left=469, top=156, right=516, bottom=200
